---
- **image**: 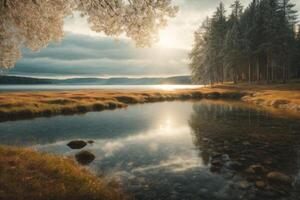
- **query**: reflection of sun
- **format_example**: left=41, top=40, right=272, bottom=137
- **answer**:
left=160, top=118, right=172, bottom=132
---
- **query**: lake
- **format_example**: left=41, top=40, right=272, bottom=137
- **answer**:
left=0, top=84, right=203, bottom=92
left=0, top=100, right=300, bottom=199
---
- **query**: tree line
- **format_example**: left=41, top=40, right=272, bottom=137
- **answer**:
left=189, top=0, right=300, bottom=85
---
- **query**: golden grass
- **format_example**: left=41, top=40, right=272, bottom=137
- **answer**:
left=0, top=81, right=299, bottom=121
left=0, top=88, right=244, bottom=121
left=215, top=81, right=300, bottom=113
left=0, top=145, right=126, bottom=200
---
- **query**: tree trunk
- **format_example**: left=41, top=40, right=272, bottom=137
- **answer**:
left=248, top=63, right=251, bottom=84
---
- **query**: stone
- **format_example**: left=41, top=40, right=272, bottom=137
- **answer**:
left=245, top=164, right=266, bottom=175
left=238, top=180, right=251, bottom=189
left=75, top=150, right=95, bottom=165
left=211, top=159, right=222, bottom=166
left=226, top=161, right=243, bottom=170
left=87, top=140, right=95, bottom=144
left=267, top=172, right=292, bottom=185
left=243, top=141, right=251, bottom=146
left=67, top=140, right=87, bottom=149
left=256, top=181, right=266, bottom=189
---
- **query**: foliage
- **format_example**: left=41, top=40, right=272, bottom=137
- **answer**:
left=0, top=0, right=178, bottom=68
left=190, top=0, right=299, bottom=84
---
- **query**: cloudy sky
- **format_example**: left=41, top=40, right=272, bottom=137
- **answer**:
left=8, top=0, right=300, bottom=78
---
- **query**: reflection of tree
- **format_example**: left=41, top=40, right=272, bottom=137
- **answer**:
left=188, top=101, right=300, bottom=180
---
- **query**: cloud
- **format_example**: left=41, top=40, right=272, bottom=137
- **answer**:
left=11, top=34, right=189, bottom=77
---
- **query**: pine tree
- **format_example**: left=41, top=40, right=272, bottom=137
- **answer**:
left=210, top=2, right=227, bottom=83
left=223, top=0, right=244, bottom=83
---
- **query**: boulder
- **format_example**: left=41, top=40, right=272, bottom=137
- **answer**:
left=245, top=164, right=266, bottom=175
left=67, top=140, right=87, bottom=149
left=75, top=151, right=95, bottom=165
left=267, top=172, right=292, bottom=185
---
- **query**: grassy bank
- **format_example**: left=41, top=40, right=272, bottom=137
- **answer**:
left=216, top=81, right=300, bottom=114
left=0, top=146, right=126, bottom=200
left=0, top=82, right=299, bottom=121
left=0, top=88, right=244, bottom=121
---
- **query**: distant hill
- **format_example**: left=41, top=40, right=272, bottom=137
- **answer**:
left=0, top=75, right=192, bottom=85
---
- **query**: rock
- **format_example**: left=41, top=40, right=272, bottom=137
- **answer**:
left=263, top=158, right=273, bottom=165
left=267, top=172, right=292, bottom=185
left=227, top=161, right=243, bottom=170
left=221, top=154, right=230, bottom=162
left=211, top=159, right=222, bottom=166
left=245, top=164, right=266, bottom=175
left=87, top=140, right=95, bottom=144
left=256, top=181, right=266, bottom=189
left=75, top=151, right=95, bottom=165
left=243, top=141, right=250, bottom=146
left=238, top=180, right=251, bottom=189
left=67, top=140, right=87, bottom=149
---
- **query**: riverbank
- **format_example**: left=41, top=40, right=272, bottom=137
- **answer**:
left=0, top=145, right=126, bottom=200
left=0, top=82, right=299, bottom=121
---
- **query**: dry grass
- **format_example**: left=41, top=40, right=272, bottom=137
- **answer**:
left=0, top=145, right=126, bottom=200
left=0, top=89, right=244, bottom=121
left=0, top=81, right=299, bottom=121
left=215, top=81, right=300, bottom=113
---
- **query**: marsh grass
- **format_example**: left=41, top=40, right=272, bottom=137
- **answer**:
left=0, top=82, right=299, bottom=122
left=0, top=145, right=126, bottom=200
left=0, top=89, right=243, bottom=121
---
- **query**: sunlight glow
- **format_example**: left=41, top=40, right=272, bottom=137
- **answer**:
left=160, top=118, right=172, bottom=132
left=154, top=85, right=203, bottom=91
left=157, top=30, right=178, bottom=48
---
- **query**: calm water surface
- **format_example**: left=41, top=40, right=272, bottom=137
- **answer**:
left=0, top=100, right=300, bottom=200
left=0, top=84, right=203, bottom=92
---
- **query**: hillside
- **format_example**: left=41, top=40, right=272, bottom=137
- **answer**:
left=0, top=75, right=192, bottom=85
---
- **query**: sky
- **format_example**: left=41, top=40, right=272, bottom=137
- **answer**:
left=7, top=0, right=300, bottom=78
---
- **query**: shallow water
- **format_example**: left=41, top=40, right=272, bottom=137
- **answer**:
left=0, top=100, right=300, bottom=200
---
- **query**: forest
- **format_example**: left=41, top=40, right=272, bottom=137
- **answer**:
left=189, top=0, right=300, bottom=85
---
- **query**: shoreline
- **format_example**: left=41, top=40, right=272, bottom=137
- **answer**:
left=0, top=83, right=299, bottom=122
left=0, top=145, right=126, bottom=200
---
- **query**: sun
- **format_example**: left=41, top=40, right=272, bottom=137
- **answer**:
left=157, top=30, right=177, bottom=48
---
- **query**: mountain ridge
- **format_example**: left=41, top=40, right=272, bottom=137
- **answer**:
left=0, top=75, right=192, bottom=85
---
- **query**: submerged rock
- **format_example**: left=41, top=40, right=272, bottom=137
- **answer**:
left=75, top=150, right=95, bottom=165
left=227, top=161, right=243, bottom=170
left=87, top=140, right=95, bottom=144
left=67, top=140, right=87, bottom=149
left=255, top=181, right=266, bottom=189
left=238, top=180, right=251, bottom=189
left=245, top=164, right=266, bottom=175
left=267, top=172, right=292, bottom=185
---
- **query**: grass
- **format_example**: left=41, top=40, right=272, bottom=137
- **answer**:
left=0, top=145, right=126, bottom=200
left=215, top=81, right=300, bottom=114
left=0, top=81, right=299, bottom=121
left=0, top=88, right=244, bottom=121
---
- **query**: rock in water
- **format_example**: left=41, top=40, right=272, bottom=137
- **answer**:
left=267, top=172, right=292, bottom=185
left=75, top=151, right=95, bottom=165
left=67, top=140, right=87, bottom=149
left=245, top=164, right=266, bottom=175
left=256, top=181, right=266, bottom=189
left=87, top=140, right=95, bottom=144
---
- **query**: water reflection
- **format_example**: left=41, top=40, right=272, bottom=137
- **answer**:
left=189, top=101, right=300, bottom=199
left=0, top=100, right=299, bottom=199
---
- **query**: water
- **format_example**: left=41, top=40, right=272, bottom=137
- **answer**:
left=0, top=100, right=300, bottom=200
left=0, top=84, right=203, bottom=92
